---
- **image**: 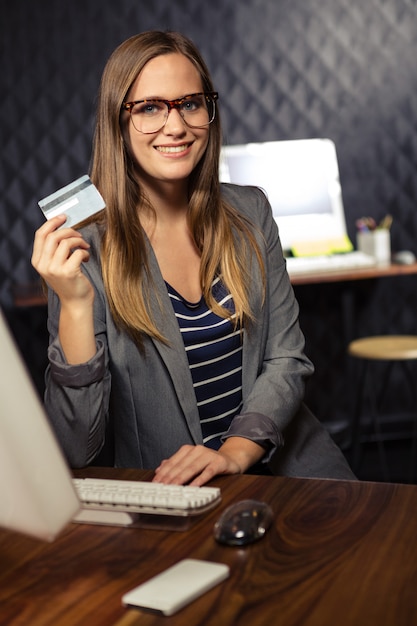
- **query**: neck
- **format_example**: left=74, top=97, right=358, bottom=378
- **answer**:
left=139, top=180, right=191, bottom=237
left=141, top=177, right=189, bottom=215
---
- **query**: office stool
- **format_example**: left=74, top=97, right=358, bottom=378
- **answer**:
left=348, top=335, right=417, bottom=482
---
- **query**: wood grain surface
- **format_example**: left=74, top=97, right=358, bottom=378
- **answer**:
left=1, top=468, right=416, bottom=626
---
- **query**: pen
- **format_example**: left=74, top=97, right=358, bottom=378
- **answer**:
left=379, top=214, right=393, bottom=230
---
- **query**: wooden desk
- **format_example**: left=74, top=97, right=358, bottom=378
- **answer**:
left=291, top=262, right=417, bottom=347
left=12, top=263, right=417, bottom=307
left=289, top=260, right=417, bottom=285
left=291, top=262, right=417, bottom=439
left=11, top=281, right=47, bottom=307
left=1, top=467, right=417, bottom=626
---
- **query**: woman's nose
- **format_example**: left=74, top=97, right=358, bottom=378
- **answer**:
left=163, top=107, right=187, bottom=134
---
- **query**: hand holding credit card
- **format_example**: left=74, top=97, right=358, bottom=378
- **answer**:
left=38, top=175, right=105, bottom=229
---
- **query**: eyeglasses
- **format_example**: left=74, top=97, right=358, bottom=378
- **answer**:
left=122, top=92, right=218, bottom=134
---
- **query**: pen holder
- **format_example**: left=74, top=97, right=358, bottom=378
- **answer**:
left=357, top=229, right=391, bottom=264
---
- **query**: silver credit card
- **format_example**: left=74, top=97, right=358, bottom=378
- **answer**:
left=38, top=175, right=105, bottom=229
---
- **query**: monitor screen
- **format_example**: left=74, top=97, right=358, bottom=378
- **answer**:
left=220, top=138, right=348, bottom=253
left=0, top=309, right=79, bottom=541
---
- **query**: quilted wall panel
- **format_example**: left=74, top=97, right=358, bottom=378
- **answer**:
left=1, top=0, right=417, bottom=428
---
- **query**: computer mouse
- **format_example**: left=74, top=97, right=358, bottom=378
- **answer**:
left=213, top=499, right=273, bottom=546
left=392, top=250, right=416, bottom=265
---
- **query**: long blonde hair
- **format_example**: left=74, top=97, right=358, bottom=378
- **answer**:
left=90, top=31, right=264, bottom=347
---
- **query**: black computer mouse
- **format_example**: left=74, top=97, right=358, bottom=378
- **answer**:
left=213, top=499, right=273, bottom=546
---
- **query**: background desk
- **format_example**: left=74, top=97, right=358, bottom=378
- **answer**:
left=1, top=467, right=417, bottom=626
left=291, top=263, right=417, bottom=470
left=291, top=260, right=417, bottom=372
left=289, top=260, right=417, bottom=286
left=12, top=262, right=417, bottom=305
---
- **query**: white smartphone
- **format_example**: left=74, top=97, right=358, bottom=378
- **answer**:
left=122, top=558, right=230, bottom=616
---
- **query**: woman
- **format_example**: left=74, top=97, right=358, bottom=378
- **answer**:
left=32, top=31, right=354, bottom=485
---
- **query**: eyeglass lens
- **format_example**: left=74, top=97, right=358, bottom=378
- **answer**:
left=129, top=94, right=215, bottom=134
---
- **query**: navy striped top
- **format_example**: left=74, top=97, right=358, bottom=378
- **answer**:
left=166, top=277, right=243, bottom=450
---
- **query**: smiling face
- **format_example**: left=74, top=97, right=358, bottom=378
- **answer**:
left=124, top=53, right=210, bottom=200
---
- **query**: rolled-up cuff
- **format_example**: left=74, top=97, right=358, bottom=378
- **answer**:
left=221, top=412, right=283, bottom=463
left=48, top=338, right=106, bottom=387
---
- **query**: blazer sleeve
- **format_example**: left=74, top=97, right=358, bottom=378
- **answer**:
left=221, top=184, right=314, bottom=458
left=43, top=235, right=111, bottom=468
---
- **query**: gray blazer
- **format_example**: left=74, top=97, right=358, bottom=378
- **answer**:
left=45, top=183, right=355, bottom=480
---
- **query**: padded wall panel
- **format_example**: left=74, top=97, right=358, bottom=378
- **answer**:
left=1, top=0, right=417, bottom=423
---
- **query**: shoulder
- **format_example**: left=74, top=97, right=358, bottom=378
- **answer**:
left=221, top=181, right=267, bottom=209
left=221, top=182, right=271, bottom=222
left=220, top=182, right=277, bottom=237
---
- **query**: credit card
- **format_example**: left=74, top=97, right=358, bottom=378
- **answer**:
left=38, top=175, right=105, bottom=229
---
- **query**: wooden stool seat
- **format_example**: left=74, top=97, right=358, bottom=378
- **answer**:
left=348, top=336, right=417, bottom=361
left=348, top=335, right=417, bottom=482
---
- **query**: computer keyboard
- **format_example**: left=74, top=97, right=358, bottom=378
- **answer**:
left=285, top=251, right=376, bottom=276
left=72, top=477, right=222, bottom=528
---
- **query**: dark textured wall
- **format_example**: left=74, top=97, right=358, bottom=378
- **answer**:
left=1, top=0, right=417, bottom=425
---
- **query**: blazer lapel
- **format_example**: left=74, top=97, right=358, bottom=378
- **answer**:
left=146, top=246, right=203, bottom=444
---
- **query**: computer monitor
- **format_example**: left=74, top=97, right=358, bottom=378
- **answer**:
left=0, top=309, right=80, bottom=541
left=220, top=138, right=349, bottom=253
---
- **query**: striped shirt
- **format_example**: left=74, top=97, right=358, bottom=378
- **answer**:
left=166, top=277, right=243, bottom=450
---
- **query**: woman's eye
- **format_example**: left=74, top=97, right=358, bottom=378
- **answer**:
left=134, top=102, right=163, bottom=116
left=181, top=98, right=201, bottom=112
